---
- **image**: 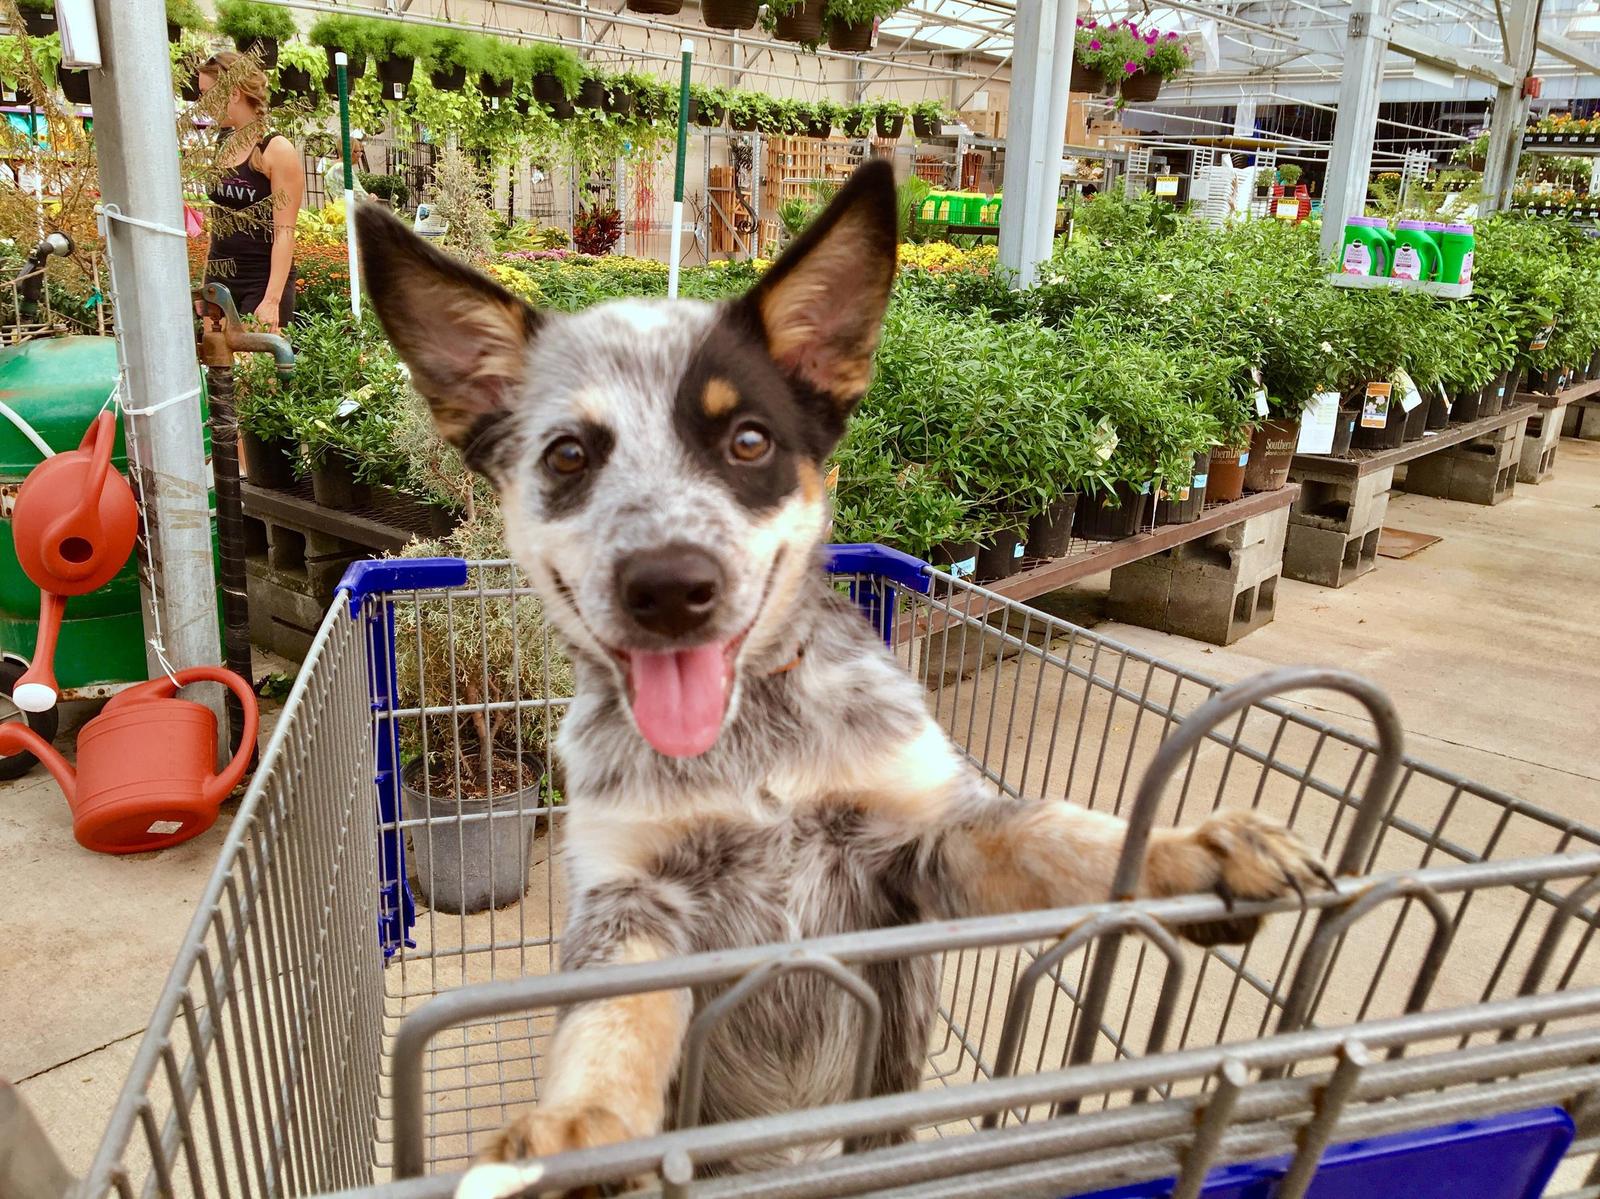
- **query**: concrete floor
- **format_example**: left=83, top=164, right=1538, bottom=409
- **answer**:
left=4, top=440, right=1599, bottom=1183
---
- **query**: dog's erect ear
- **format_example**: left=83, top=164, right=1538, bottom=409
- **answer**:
left=355, top=201, right=541, bottom=457
left=737, top=158, right=898, bottom=408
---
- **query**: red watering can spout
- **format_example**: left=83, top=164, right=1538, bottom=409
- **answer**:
left=10, top=411, right=139, bottom=712
left=0, top=666, right=259, bottom=854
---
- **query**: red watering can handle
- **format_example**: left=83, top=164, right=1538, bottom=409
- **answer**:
left=111, top=666, right=260, bottom=804
left=41, top=411, right=118, bottom=584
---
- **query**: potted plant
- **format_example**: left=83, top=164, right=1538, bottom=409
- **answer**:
left=393, top=511, right=572, bottom=915
left=872, top=98, right=907, bottom=138
left=573, top=203, right=623, bottom=256
left=1071, top=21, right=1111, bottom=92
left=367, top=17, right=428, bottom=101
left=1278, top=163, right=1303, bottom=188
left=477, top=39, right=519, bottom=104
left=419, top=28, right=482, bottom=93
left=574, top=67, right=607, bottom=110
left=840, top=101, right=874, bottom=138
left=627, top=0, right=684, bottom=15
left=14, top=0, right=56, bottom=39
left=689, top=82, right=731, bottom=126
left=308, top=14, right=372, bottom=80
left=727, top=90, right=769, bottom=133
left=769, top=0, right=828, bottom=44
left=1118, top=23, right=1189, bottom=104
left=826, top=0, right=897, bottom=51
left=704, top=0, right=761, bottom=29
left=215, top=0, right=295, bottom=69
left=802, top=99, right=841, bottom=139
left=272, top=39, right=326, bottom=101
left=166, top=0, right=209, bottom=44
left=604, top=71, right=641, bottom=117
left=911, top=98, right=949, bottom=137
left=527, top=42, right=581, bottom=104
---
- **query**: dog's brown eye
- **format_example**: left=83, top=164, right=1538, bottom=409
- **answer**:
left=729, top=423, right=772, bottom=464
left=544, top=436, right=587, bottom=476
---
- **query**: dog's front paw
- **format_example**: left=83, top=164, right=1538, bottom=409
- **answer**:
left=455, top=1105, right=634, bottom=1199
left=1150, top=810, right=1333, bottom=946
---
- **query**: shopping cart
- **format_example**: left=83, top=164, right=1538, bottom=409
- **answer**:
left=68, top=546, right=1600, bottom=1199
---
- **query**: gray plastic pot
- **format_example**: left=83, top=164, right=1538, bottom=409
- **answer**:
left=402, top=768, right=539, bottom=914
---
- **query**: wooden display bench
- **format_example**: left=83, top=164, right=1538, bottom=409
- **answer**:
left=1518, top=378, right=1600, bottom=483
left=983, top=487, right=1298, bottom=646
left=1284, top=405, right=1533, bottom=589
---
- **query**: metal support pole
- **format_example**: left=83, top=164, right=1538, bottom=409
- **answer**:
left=88, top=0, right=224, bottom=733
left=1031, top=0, right=1076, bottom=269
left=1483, top=0, right=1542, bottom=212
left=1318, top=0, right=1392, bottom=259
left=668, top=38, right=693, bottom=299
left=996, top=0, right=1062, bottom=288
left=337, top=53, right=361, bottom=319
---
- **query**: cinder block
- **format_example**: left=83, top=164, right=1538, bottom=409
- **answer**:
left=246, top=560, right=329, bottom=662
left=1283, top=522, right=1379, bottom=589
left=266, top=522, right=307, bottom=575
left=1401, top=434, right=1519, bottom=505
left=1518, top=411, right=1562, bottom=485
left=1562, top=400, right=1600, bottom=440
left=1290, top=470, right=1392, bottom=536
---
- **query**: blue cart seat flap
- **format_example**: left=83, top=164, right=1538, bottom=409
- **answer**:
left=338, top=557, right=470, bottom=615
left=1069, top=1107, right=1574, bottom=1199
left=823, top=544, right=934, bottom=594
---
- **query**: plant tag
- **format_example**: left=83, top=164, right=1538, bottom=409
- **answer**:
left=1154, top=175, right=1179, bottom=197
left=1013, top=541, right=1025, bottom=558
left=1193, top=472, right=1208, bottom=489
left=1396, top=370, right=1423, bottom=412
left=1091, top=417, right=1118, bottom=462
left=1176, top=485, right=1190, bottom=500
left=1439, top=383, right=1452, bottom=413
left=1297, top=390, right=1341, bottom=454
left=1238, top=452, right=1249, bottom=466
left=1275, top=198, right=1299, bottom=220
left=824, top=463, right=840, bottom=492
left=1531, top=324, right=1555, bottom=351
left=336, top=397, right=362, bottom=418
left=1253, top=388, right=1269, bottom=417
left=943, top=556, right=976, bottom=580
left=1361, top=381, right=1392, bottom=428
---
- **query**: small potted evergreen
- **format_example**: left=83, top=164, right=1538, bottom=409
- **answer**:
left=528, top=42, right=581, bottom=104
left=215, top=0, right=295, bottom=69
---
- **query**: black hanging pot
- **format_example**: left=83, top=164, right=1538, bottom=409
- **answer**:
left=167, top=21, right=184, bottom=43
left=480, top=73, right=515, bottom=100
left=828, top=18, right=874, bottom=51
left=324, top=46, right=367, bottom=79
left=1120, top=70, right=1162, bottom=103
left=912, top=113, right=943, bottom=137
left=376, top=55, right=414, bottom=100
left=20, top=8, right=56, bottom=37
left=695, top=101, right=727, bottom=126
left=277, top=65, right=314, bottom=97
left=532, top=73, right=566, bottom=104
left=703, top=0, right=760, bottom=28
left=575, top=78, right=607, bottom=109
left=805, top=117, right=832, bottom=139
left=238, top=35, right=279, bottom=69
left=431, top=62, right=468, bottom=92
left=730, top=110, right=760, bottom=132
left=57, top=67, right=92, bottom=106
left=604, top=86, right=635, bottom=117
left=627, top=0, right=685, bottom=11
left=774, top=0, right=826, bottom=43
left=547, top=96, right=576, bottom=120
left=876, top=111, right=905, bottom=138
left=841, top=112, right=872, bottom=138
left=514, top=94, right=533, bottom=115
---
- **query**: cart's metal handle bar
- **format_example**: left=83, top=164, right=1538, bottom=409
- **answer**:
left=381, top=999, right=1600, bottom=1199
left=676, top=950, right=883, bottom=1136
left=983, top=911, right=1186, bottom=1129
left=1060, top=668, right=1404, bottom=1090
left=1508, top=867, right=1600, bottom=1040
left=387, top=852, right=1600, bottom=1180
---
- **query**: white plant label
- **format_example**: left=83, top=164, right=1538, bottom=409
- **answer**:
left=1253, top=388, right=1270, bottom=417
left=1297, top=391, right=1341, bottom=454
left=1091, top=417, right=1119, bottom=462
left=1396, top=369, right=1423, bottom=413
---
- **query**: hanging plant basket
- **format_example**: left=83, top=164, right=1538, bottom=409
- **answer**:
left=182, top=77, right=204, bottom=103
left=731, top=110, right=760, bottom=133
left=515, top=94, right=533, bottom=115
left=532, top=73, right=566, bottom=104
left=547, top=96, right=576, bottom=120
left=703, top=0, right=759, bottom=28
left=876, top=111, right=905, bottom=138
left=277, top=65, right=315, bottom=98
left=828, top=18, right=875, bottom=51
left=430, top=63, right=467, bottom=92
left=479, top=74, right=515, bottom=100
left=324, top=46, right=367, bottom=79
left=699, top=100, right=727, bottom=126
left=376, top=55, right=414, bottom=100
left=237, top=35, right=279, bottom=69
left=805, top=117, right=832, bottom=139
left=20, top=8, right=56, bottom=37
left=604, top=86, right=635, bottom=117
left=912, top=114, right=943, bottom=138
left=626, top=0, right=685, bottom=12
left=841, top=112, right=872, bottom=138
left=1070, top=62, right=1104, bottom=92
left=167, top=21, right=184, bottom=43
left=774, top=0, right=827, bottom=43
left=1119, top=70, right=1162, bottom=103
left=575, top=77, right=607, bottom=109
left=58, top=67, right=92, bottom=107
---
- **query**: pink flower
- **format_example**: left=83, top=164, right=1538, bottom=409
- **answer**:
left=1181, top=44, right=1190, bottom=53
left=1145, top=29, right=1157, bottom=42
left=1128, top=21, right=1138, bottom=33
left=1167, top=30, right=1179, bottom=38
left=1146, top=45, right=1155, bottom=55
left=1087, top=19, right=1096, bottom=27
left=1089, top=38, right=1101, bottom=49
left=1124, top=59, right=1138, bottom=72
left=1076, top=15, right=1083, bottom=24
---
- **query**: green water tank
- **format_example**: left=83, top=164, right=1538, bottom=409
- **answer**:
left=0, top=336, right=217, bottom=695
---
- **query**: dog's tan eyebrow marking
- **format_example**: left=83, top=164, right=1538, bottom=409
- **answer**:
left=702, top=378, right=740, bottom=417
left=797, top=460, right=822, bottom=503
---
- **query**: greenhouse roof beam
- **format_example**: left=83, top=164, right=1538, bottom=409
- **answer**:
left=1535, top=29, right=1600, bottom=73
left=1386, top=25, right=1520, bottom=82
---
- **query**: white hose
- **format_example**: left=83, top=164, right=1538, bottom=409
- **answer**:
left=0, top=398, right=56, bottom=460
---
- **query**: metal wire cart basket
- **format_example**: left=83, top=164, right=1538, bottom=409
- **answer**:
left=77, top=546, right=1600, bottom=1199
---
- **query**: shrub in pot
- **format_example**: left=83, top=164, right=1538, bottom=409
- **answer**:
left=215, top=0, right=294, bottom=68
left=166, top=0, right=209, bottom=44
left=308, top=14, right=372, bottom=79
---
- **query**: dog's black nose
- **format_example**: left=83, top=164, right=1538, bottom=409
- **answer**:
left=617, top=545, right=725, bottom=638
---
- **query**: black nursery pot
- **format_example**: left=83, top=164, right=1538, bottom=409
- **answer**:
left=1425, top=390, right=1452, bottom=431
left=377, top=55, right=414, bottom=99
left=531, top=73, right=566, bottom=104
left=241, top=431, right=296, bottom=491
left=912, top=114, right=943, bottom=138
left=703, top=0, right=760, bottom=27
left=730, top=112, right=760, bottom=132
left=876, top=112, right=905, bottom=139
left=277, top=65, right=314, bottom=97
left=1075, top=482, right=1149, bottom=542
left=842, top=114, right=873, bottom=138
left=929, top=539, right=980, bottom=578
left=1352, top=398, right=1407, bottom=450
left=238, top=35, right=278, bottom=69
left=431, top=63, right=468, bottom=92
left=975, top=531, right=1021, bottom=581
left=1331, top=407, right=1358, bottom=456
left=480, top=74, right=515, bottom=100
left=575, top=78, right=607, bottom=109
left=324, top=46, right=366, bottom=78
left=695, top=101, right=727, bottom=127
left=604, top=87, right=635, bottom=117
left=1402, top=394, right=1429, bottom=442
left=805, top=119, right=832, bottom=139
left=1153, top=452, right=1209, bottom=525
left=1025, top=495, right=1078, bottom=560
left=310, top=452, right=370, bottom=509
left=58, top=68, right=92, bottom=106
left=547, top=96, right=576, bottom=120
left=20, top=7, right=56, bottom=36
left=1501, top=367, right=1523, bottom=408
left=1451, top=384, right=1484, bottom=424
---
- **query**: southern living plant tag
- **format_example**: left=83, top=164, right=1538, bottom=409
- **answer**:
left=1531, top=324, right=1555, bottom=351
left=1253, top=388, right=1269, bottom=417
left=1361, top=381, right=1392, bottom=428
left=1396, top=370, right=1423, bottom=413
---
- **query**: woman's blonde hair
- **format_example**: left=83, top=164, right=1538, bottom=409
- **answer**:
left=199, top=50, right=269, bottom=118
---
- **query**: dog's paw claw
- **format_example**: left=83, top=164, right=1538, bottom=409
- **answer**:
left=1179, top=810, right=1330, bottom=946
left=465, top=1105, right=633, bottom=1197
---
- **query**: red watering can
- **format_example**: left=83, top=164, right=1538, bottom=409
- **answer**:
left=9, top=410, right=138, bottom=712
left=0, top=665, right=258, bottom=854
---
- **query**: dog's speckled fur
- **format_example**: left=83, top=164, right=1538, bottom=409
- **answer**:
left=356, top=162, right=1328, bottom=1189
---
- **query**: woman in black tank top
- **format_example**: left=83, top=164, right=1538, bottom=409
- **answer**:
left=199, top=52, right=305, bottom=331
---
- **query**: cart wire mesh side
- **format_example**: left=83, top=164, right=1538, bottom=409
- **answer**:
left=76, top=548, right=1600, bottom=1199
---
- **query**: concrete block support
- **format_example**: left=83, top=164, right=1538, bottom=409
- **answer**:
left=1564, top=399, right=1600, bottom=440
left=1107, top=506, right=1290, bottom=645
left=1400, top=415, right=1527, bottom=505
left=1518, top=410, right=1563, bottom=484
left=1282, top=468, right=1393, bottom=589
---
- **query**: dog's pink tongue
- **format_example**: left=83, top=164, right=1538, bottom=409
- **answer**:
left=629, top=645, right=729, bottom=758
